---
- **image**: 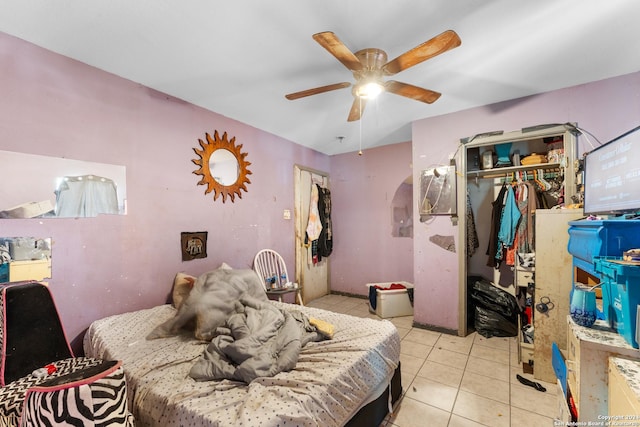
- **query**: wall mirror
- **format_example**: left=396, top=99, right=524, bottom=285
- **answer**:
left=0, top=150, right=127, bottom=218
left=419, top=165, right=457, bottom=218
left=192, top=130, right=252, bottom=203
left=0, top=237, right=52, bottom=282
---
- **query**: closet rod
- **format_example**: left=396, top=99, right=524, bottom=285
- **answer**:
left=469, top=169, right=559, bottom=180
left=495, top=170, right=560, bottom=184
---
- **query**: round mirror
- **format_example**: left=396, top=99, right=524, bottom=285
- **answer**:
left=192, top=131, right=252, bottom=203
left=210, top=149, right=239, bottom=186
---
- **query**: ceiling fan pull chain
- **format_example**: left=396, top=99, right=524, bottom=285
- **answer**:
left=358, top=97, right=363, bottom=156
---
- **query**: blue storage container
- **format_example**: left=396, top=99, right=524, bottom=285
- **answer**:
left=593, top=256, right=640, bottom=348
left=568, top=219, right=640, bottom=277
left=0, top=263, right=8, bottom=283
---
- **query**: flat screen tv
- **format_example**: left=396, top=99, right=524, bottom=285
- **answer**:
left=583, top=125, right=640, bottom=216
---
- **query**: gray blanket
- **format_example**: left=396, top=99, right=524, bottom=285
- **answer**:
left=147, top=268, right=269, bottom=341
left=190, top=296, right=322, bottom=383
left=147, top=267, right=323, bottom=383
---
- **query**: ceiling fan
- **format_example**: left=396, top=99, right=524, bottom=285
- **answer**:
left=285, top=30, right=461, bottom=122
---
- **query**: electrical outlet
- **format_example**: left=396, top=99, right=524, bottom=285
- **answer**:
left=283, top=209, right=291, bottom=220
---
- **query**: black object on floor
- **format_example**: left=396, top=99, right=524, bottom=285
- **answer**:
left=516, top=374, right=546, bottom=392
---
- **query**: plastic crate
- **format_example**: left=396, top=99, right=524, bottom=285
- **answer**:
left=594, top=256, right=640, bottom=348
left=366, top=282, right=414, bottom=318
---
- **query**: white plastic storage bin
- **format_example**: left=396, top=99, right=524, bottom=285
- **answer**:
left=366, top=282, right=414, bottom=318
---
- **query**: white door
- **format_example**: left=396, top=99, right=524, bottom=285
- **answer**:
left=294, top=165, right=330, bottom=303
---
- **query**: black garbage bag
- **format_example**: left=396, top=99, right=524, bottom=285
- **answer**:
left=470, top=278, right=519, bottom=319
left=474, top=306, right=518, bottom=338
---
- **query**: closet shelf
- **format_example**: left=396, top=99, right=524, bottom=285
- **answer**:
left=467, top=162, right=561, bottom=179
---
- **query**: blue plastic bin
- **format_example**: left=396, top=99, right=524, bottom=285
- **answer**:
left=0, top=263, right=8, bottom=283
left=594, top=256, right=640, bottom=348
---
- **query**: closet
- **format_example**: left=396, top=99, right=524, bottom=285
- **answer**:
left=457, top=124, right=579, bottom=379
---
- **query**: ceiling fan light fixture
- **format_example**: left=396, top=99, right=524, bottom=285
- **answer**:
left=355, top=81, right=384, bottom=99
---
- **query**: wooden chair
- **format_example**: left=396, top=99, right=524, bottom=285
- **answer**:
left=253, top=249, right=303, bottom=305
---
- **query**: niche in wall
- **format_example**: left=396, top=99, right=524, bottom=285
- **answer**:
left=391, top=176, right=413, bottom=238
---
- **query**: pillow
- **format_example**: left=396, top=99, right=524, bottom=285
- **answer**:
left=218, top=262, right=233, bottom=270
left=171, top=264, right=231, bottom=310
left=172, top=272, right=196, bottom=310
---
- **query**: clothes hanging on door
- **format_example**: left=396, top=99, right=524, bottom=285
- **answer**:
left=305, top=183, right=323, bottom=265
left=304, top=181, right=333, bottom=265
left=316, top=184, right=332, bottom=260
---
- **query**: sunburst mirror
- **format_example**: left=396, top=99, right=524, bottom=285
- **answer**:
left=192, top=130, right=252, bottom=203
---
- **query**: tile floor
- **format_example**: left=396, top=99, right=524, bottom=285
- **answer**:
left=306, top=293, right=559, bottom=427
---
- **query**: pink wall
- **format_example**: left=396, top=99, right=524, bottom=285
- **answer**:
left=411, top=71, right=640, bottom=332
left=2, top=29, right=639, bottom=348
left=329, top=142, right=414, bottom=294
left=0, top=32, right=330, bottom=351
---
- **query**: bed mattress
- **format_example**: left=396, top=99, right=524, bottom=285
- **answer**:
left=83, top=302, right=400, bottom=427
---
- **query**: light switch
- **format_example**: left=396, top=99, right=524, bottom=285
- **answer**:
left=283, top=209, right=291, bottom=220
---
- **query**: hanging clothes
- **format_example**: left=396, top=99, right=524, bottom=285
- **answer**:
left=496, top=184, right=521, bottom=263
left=305, top=181, right=323, bottom=265
left=316, top=184, right=333, bottom=260
left=506, top=181, right=532, bottom=265
left=466, top=190, right=479, bottom=257
left=486, top=183, right=508, bottom=268
left=516, top=181, right=538, bottom=254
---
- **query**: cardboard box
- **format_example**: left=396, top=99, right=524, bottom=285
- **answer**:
left=366, top=282, right=414, bottom=318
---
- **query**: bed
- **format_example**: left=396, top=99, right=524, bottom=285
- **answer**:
left=82, top=269, right=402, bottom=427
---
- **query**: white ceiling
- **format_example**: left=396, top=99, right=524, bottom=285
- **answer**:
left=2, top=1, right=640, bottom=155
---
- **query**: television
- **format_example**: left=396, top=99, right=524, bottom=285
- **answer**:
left=583, top=125, right=640, bottom=216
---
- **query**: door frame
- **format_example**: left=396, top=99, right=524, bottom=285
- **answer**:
left=294, top=164, right=330, bottom=302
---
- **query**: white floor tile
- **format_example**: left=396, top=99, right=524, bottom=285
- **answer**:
left=434, top=333, right=475, bottom=355
left=403, top=328, right=441, bottom=346
left=465, top=355, right=510, bottom=382
left=387, top=396, right=451, bottom=427
left=312, top=294, right=562, bottom=427
left=406, top=376, right=459, bottom=412
left=469, top=344, right=510, bottom=365
left=453, top=390, right=511, bottom=427
left=416, top=360, right=464, bottom=388
left=427, top=346, right=469, bottom=370
left=460, top=370, right=510, bottom=404
left=400, top=340, right=433, bottom=359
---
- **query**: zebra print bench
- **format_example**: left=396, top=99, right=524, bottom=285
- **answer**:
left=0, top=357, right=133, bottom=426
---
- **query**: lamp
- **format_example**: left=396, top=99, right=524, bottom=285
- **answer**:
left=355, top=81, right=384, bottom=99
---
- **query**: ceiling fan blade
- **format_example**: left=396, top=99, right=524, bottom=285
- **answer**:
left=347, top=97, right=367, bottom=122
left=382, top=30, right=461, bottom=75
left=285, top=82, right=351, bottom=100
left=313, top=31, right=364, bottom=71
left=385, top=80, right=441, bottom=104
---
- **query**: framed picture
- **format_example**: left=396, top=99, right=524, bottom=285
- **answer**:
left=181, top=232, right=208, bottom=261
left=419, top=166, right=457, bottom=216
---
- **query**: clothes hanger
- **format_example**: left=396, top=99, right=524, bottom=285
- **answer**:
left=533, top=170, right=545, bottom=191
left=539, top=168, right=552, bottom=191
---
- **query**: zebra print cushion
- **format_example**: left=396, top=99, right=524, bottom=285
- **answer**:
left=0, top=357, right=103, bottom=426
left=20, top=359, right=133, bottom=427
